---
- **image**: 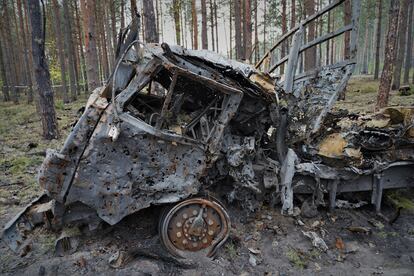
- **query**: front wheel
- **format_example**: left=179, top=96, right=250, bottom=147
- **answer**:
left=159, top=197, right=231, bottom=258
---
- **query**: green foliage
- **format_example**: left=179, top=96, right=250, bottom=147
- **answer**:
left=286, top=248, right=307, bottom=269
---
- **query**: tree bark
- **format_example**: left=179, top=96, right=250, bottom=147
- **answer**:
left=1, top=0, right=19, bottom=103
left=0, top=39, right=10, bottom=101
left=143, top=0, right=158, bottom=43
left=254, top=0, right=258, bottom=63
left=201, top=0, right=208, bottom=49
left=27, top=0, right=59, bottom=139
left=377, top=0, right=400, bottom=110
left=120, top=0, right=125, bottom=30
left=392, top=0, right=410, bottom=90
left=96, top=1, right=109, bottom=79
left=234, top=0, right=242, bottom=60
left=281, top=0, right=287, bottom=72
left=263, top=0, right=266, bottom=55
left=229, top=0, right=233, bottom=58
left=51, top=0, right=69, bottom=103
left=130, top=0, right=138, bottom=15
left=192, top=0, right=198, bottom=49
left=17, top=0, right=33, bottom=103
left=81, top=0, right=100, bottom=92
left=173, top=0, right=181, bottom=45
left=214, top=0, right=218, bottom=51
left=244, top=0, right=252, bottom=61
left=361, top=16, right=370, bottom=74
left=304, top=0, right=316, bottom=71
left=62, top=0, right=77, bottom=101
left=343, top=0, right=351, bottom=59
left=209, top=0, right=215, bottom=51
left=291, top=0, right=296, bottom=29
left=373, top=0, right=382, bottom=80
left=403, top=0, right=413, bottom=84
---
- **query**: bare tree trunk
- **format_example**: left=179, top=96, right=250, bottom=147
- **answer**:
left=281, top=0, right=287, bottom=72
left=373, top=0, right=382, bottom=80
left=229, top=0, right=233, bottom=58
left=130, top=0, right=138, bottom=15
left=291, top=0, right=296, bottom=29
left=173, top=0, right=181, bottom=45
left=304, top=0, right=316, bottom=71
left=96, top=2, right=109, bottom=79
left=104, top=0, right=114, bottom=72
left=403, top=0, right=413, bottom=84
left=27, top=0, right=59, bottom=139
left=214, top=0, right=218, bottom=51
left=51, top=0, right=69, bottom=103
left=392, top=0, right=410, bottom=90
left=254, top=0, right=258, bottom=63
left=0, top=41, right=10, bottom=101
left=263, top=0, right=266, bottom=55
left=244, top=0, right=252, bottom=61
left=1, top=0, right=19, bottom=104
left=201, top=0, right=208, bottom=49
left=209, top=0, right=215, bottom=51
left=361, top=17, right=370, bottom=74
left=121, top=0, right=125, bottom=30
left=110, top=0, right=117, bottom=52
left=143, top=0, right=158, bottom=43
left=74, top=1, right=88, bottom=93
left=343, top=0, right=351, bottom=59
left=192, top=0, right=198, bottom=49
left=62, top=0, right=77, bottom=101
left=377, top=0, right=400, bottom=110
left=234, top=0, right=242, bottom=60
left=81, top=0, right=100, bottom=91
left=17, top=0, right=33, bottom=103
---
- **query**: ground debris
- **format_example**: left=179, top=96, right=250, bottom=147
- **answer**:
left=302, top=231, right=328, bottom=252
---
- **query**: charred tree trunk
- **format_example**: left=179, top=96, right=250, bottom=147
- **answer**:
left=27, top=0, right=59, bottom=139
left=201, top=0, right=208, bottom=49
left=192, top=0, right=198, bottom=49
left=377, top=0, right=400, bottom=110
left=374, top=0, right=382, bottom=80
left=234, top=0, right=242, bottom=60
left=403, top=0, right=413, bottom=84
left=143, top=0, right=158, bottom=43
left=244, top=0, right=252, bottom=62
left=304, top=0, right=316, bottom=71
left=392, top=0, right=410, bottom=90
left=51, top=0, right=69, bottom=103
left=81, top=0, right=100, bottom=92
left=173, top=0, right=181, bottom=45
left=62, top=0, right=77, bottom=101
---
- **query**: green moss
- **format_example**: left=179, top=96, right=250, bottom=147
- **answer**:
left=286, top=248, right=306, bottom=269
left=386, top=191, right=414, bottom=211
left=225, top=241, right=238, bottom=259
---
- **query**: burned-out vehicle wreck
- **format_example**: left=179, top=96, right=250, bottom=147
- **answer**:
left=2, top=0, right=414, bottom=261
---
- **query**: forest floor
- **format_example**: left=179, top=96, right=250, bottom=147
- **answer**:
left=1, top=76, right=414, bottom=275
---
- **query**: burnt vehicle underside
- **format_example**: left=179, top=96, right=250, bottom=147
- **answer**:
left=2, top=0, right=414, bottom=260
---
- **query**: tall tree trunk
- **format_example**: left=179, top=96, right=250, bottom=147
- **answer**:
left=234, top=0, right=242, bottom=60
left=343, top=0, right=351, bottom=59
left=17, top=0, right=33, bottom=103
left=244, top=0, right=252, bottom=61
left=373, top=0, right=382, bottom=80
left=27, top=0, right=59, bottom=139
left=214, top=0, right=218, bottom=51
left=229, top=0, right=233, bottom=58
left=281, top=0, right=287, bottom=72
left=74, top=1, right=88, bottom=93
left=377, top=0, right=400, bottom=110
left=263, top=0, right=266, bottom=55
left=51, top=0, right=70, bottom=103
left=0, top=40, right=10, bottom=101
left=96, top=1, right=109, bottom=79
left=104, top=0, right=114, bottom=72
left=201, top=0, right=208, bottom=49
left=173, top=0, right=181, bottom=45
left=304, top=0, right=316, bottom=71
left=1, top=0, right=19, bottom=104
left=120, top=0, right=125, bottom=30
left=291, top=0, right=296, bottom=29
left=254, top=0, right=259, bottom=63
left=62, top=0, right=77, bottom=101
left=11, top=1, right=24, bottom=86
left=403, top=0, right=413, bottom=84
left=110, top=0, right=117, bottom=52
left=81, top=0, right=100, bottom=92
left=210, top=0, right=215, bottom=51
left=326, top=0, right=331, bottom=65
left=192, top=0, right=198, bottom=49
left=130, top=0, right=138, bottom=15
left=392, top=0, right=410, bottom=90
left=143, top=0, right=158, bottom=42
left=361, top=17, right=370, bottom=74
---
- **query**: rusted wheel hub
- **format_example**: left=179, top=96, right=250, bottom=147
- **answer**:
left=159, top=198, right=230, bottom=258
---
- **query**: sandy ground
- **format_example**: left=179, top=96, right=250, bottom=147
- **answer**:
left=1, top=77, right=414, bottom=275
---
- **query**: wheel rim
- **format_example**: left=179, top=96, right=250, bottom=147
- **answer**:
left=159, top=198, right=230, bottom=258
